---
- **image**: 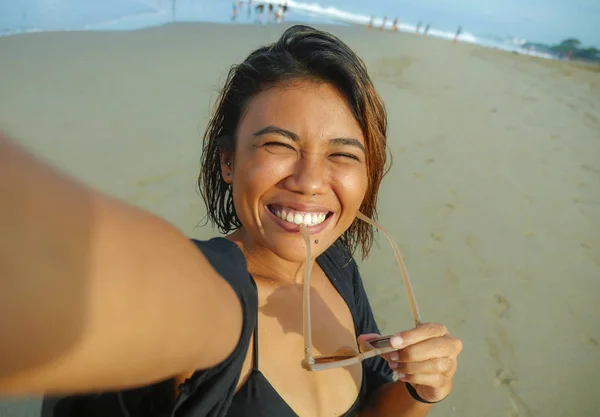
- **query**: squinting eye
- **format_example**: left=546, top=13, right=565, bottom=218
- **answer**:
left=263, top=141, right=296, bottom=151
left=331, top=153, right=360, bottom=161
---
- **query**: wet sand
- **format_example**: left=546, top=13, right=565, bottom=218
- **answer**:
left=0, top=23, right=599, bottom=417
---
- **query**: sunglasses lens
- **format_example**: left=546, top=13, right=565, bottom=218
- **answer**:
left=314, top=354, right=357, bottom=364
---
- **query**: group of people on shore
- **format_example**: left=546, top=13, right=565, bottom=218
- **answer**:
left=232, top=1, right=289, bottom=24
left=367, top=16, right=463, bottom=43
left=367, top=16, right=403, bottom=33
left=231, top=2, right=463, bottom=43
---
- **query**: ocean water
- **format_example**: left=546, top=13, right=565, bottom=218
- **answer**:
left=0, top=0, right=554, bottom=59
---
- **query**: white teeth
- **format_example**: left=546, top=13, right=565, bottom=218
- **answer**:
left=272, top=207, right=329, bottom=227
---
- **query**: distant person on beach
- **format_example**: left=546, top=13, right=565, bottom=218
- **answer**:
left=367, top=15, right=374, bottom=29
left=281, top=3, right=288, bottom=22
left=232, top=0, right=240, bottom=21
left=380, top=16, right=387, bottom=31
left=275, top=5, right=283, bottom=23
left=247, top=0, right=253, bottom=19
left=415, top=21, right=422, bottom=34
left=423, top=23, right=430, bottom=36
left=0, top=25, right=463, bottom=417
left=268, top=3, right=274, bottom=23
left=453, top=25, right=462, bottom=43
left=392, top=17, right=399, bottom=32
left=255, top=3, right=264, bottom=23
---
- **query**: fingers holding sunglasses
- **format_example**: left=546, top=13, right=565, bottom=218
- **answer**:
left=397, top=371, right=453, bottom=389
left=393, top=357, right=456, bottom=377
left=389, top=322, right=451, bottom=350
left=393, top=333, right=462, bottom=363
left=387, top=323, right=463, bottom=403
left=394, top=367, right=454, bottom=403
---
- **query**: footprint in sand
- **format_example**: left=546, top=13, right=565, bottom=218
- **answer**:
left=412, top=172, right=425, bottom=179
left=521, top=193, right=534, bottom=201
left=582, top=335, right=599, bottom=348
left=446, top=268, right=460, bottom=289
left=521, top=94, right=537, bottom=102
left=464, top=235, right=479, bottom=250
left=430, top=232, right=443, bottom=242
left=495, top=368, right=517, bottom=387
left=495, top=294, right=510, bottom=319
left=497, top=368, right=533, bottom=416
left=487, top=337, right=532, bottom=416
left=580, top=164, right=600, bottom=176
left=584, top=112, right=598, bottom=126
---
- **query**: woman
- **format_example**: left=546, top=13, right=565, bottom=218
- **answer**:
left=0, top=25, right=462, bottom=416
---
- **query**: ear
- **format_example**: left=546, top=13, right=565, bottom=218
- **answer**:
left=220, top=151, right=234, bottom=184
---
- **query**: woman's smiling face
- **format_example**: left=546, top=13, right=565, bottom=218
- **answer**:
left=223, top=79, right=368, bottom=262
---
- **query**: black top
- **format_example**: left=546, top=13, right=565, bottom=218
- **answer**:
left=45, top=237, right=393, bottom=417
left=173, top=238, right=394, bottom=417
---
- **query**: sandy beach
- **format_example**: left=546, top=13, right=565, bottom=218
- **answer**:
left=1, top=23, right=599, bottom=417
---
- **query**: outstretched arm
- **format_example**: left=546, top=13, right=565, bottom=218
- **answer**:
left=0, top=132, right=242, bottom=395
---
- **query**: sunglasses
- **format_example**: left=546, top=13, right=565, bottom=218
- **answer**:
left=299, top=212, right=422, bottom=371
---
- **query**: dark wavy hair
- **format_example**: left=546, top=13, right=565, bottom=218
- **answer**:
left=198, top=25, right=389, bottom=258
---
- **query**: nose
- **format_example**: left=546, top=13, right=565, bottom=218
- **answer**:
left=285, top=152, right=329, bottom=196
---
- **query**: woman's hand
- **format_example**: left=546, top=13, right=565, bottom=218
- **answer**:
left=358, top=322, right=463, bottom=403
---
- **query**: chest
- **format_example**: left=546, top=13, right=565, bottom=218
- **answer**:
left=234, top=270, right=363, bottom=417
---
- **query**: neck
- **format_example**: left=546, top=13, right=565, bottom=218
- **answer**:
left=228, top=228, right=315, bottom=285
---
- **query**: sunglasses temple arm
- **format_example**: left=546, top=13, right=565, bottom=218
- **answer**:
left=361, top=346, right=397, bottom=360
left=300, top=225, right=315, bottom=365
left=309, top=347, right=397, bottom=371
left=309, top=356, right=362, bottom=371
left=356, top=212, right=422, bottom=327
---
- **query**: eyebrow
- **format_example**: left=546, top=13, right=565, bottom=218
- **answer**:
left=253, top=125, right=366, bottom=153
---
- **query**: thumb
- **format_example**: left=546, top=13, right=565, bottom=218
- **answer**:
left=357, top=333, right=382, bottom=353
